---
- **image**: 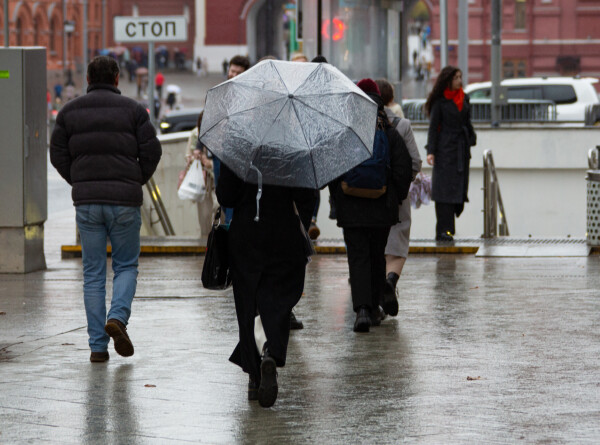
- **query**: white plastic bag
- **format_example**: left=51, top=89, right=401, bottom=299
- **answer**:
left=177, top=159, right=207, bottom=202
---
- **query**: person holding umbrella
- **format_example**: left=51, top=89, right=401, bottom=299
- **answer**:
left=329, top=79, right=412, bottom=333
left=202, top=60, right=378, bottom=406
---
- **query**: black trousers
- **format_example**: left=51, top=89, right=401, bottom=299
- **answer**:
left=229, top=260, right=305, bottom=381
left=343, top=226, right=391, bottom=312
left=435, top=202, right=464, bottom=237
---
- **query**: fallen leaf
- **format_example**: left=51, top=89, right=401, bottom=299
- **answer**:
left=469, top=286, right=479, bottom=290
left=61, top=343, right=75, bottom=346
left=467, top=376, right=482, bottom=381
left=0, top=312, right=6, bottom=315
left=144, top=384, right=156, bottom=388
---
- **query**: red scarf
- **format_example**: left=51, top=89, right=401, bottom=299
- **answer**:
left=444, top=87, right=465, bottom=111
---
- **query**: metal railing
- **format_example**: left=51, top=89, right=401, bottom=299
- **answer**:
left=585, top=104, right=600, bottom=126
left=482, top=150, right=509, bottom=238
left=402, top=99, right=557, bottom=123
left=145, top=177, right=176, bottom=236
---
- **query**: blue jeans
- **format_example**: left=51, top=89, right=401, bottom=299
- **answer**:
left=76, top=205, right=141, bottom=352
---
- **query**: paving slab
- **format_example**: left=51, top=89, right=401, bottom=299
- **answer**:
left=1, top=206, right=600, bottom=444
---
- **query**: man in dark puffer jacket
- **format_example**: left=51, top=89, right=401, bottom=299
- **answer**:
left=50, top=56, right=162, bottom=363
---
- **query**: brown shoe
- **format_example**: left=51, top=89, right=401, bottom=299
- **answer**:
left=104, top=319, right=134, bottom=357
left=90, top=351, right=109, bottom=363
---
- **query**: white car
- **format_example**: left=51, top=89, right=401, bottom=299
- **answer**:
left=464, top=77, right=599, bottom=122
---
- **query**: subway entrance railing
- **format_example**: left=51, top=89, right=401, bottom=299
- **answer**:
left=482, top=150, right=509, bottom=238
left=402, top=99, right=557, bottom=123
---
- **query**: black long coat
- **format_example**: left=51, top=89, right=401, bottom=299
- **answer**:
left=426, top=96, right=476, bottom=204
left=216, top=163, right=317, bottom=380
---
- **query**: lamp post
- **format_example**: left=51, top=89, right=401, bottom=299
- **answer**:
left=439, top=0, right=448, bottom=67
left=102, top=0, right=106, bottom=49
left=4, top=0, right=8, bottom=47
left=82, top=0, right=88, bottom=95
left=63, top=0, right=67, bottom=76
left=458, top=0, right=469, bottom=85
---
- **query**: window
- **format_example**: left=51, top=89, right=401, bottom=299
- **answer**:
left=504, top=59, right=527, bottom=78
left=515, top=0, right=526, bottom=30
left=16, top=18, right=22, bottom=46
left=507, top=86, right=543, bottom=100
left=543, top=85, right=577, bottom=105
left=33, top=18, right=39, bottom=46
left=503, top=60, right=515, bottom=79
left=469, top=88, right=491, bottom=99
left=50, top=17, right=58, bottom=53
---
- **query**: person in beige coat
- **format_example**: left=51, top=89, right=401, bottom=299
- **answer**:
left=184, top=112, right=218, bottom=237
left=375, top=79, right=422, bottom=317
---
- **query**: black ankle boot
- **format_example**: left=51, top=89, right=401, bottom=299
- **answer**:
left=353, top=306, right=371, bottom=332
left=290, top=310, right=304, bottom=330
left=382, top=273, right=399, bottom=316
left=386, top=272, right=399, bottom=289
left=258, top=349, right=278, bottom=408
left=248, top=375, right=259, bottom=401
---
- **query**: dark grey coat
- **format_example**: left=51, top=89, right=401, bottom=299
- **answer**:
left=50, top=84, right=162, bottom=207
left=426, top=96, right=476, bottom=204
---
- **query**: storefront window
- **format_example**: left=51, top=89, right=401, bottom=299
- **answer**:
left=319, top=0, right=401, bottom=82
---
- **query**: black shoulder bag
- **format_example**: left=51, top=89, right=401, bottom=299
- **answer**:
left=201, top=207, right=232, bottom=290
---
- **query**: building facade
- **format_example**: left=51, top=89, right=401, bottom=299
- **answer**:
left=1, top=0, right=195, bottom=73
left=1, top=0, right=103, bottom=72
left=427, top=0, right=600, bottom=81
left=195, top=0, right=405, bottom=83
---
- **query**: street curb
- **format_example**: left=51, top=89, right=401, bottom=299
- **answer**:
left=60, top=244, right=478, bottom=258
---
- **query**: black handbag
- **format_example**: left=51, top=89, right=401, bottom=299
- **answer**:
left=201, top=207, right=232, bottom=290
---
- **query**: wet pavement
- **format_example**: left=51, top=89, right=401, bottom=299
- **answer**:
left=1, top=198, right=600, bottom=444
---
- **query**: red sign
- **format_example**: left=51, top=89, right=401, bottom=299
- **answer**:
left=321, top=18, right=346, bottom=42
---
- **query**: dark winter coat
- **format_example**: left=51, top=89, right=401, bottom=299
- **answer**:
left=50, top=84, right=162, bottom=207
left=329, top=119, right=413, bottom=229
left=216, top=163, right=317, bottom=379
left=426, top=95, right=476, bottom=204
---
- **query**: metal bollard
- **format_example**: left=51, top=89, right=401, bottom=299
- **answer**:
left=586, top=146, right=600, bottom=246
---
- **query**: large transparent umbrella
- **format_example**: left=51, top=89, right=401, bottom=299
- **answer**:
left=199, top=60, right=377, bottom=189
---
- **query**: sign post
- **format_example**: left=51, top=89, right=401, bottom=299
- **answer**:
left=113, top=16, right=188, bottom=128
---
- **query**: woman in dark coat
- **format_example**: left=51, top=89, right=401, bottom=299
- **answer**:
left=329, top=79, right=413, bottom=333
left=425, top=66, right=477, bottom=242
left=216, top=163, right=316, bottom=408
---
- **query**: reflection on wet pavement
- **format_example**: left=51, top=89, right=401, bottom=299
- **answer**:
left=1, top=221, right=600, bottom=442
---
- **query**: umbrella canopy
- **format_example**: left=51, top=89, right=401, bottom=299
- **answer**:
left=199, top=60, right=377, bottom=189
left=166, top=84, right=182, bottom=94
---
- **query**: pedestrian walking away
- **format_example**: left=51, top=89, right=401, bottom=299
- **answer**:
left=202, top=60, right=375, bottom=405
left=328, top=79, right=412, bottom=333
left=216, top=163, right=317, bottom=407
left=50, top=56, right=162, bottom=363
left=375, top=79, right=422, bottom=316
left=425, top=66, right=476, bottom=242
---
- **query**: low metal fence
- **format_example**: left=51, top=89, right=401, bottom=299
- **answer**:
left=585, top=104, right=600, bottom=126
left=402, top=99, right=557, bottom=123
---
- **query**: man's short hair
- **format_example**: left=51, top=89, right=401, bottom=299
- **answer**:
left=229, top=55, right=250, bottom=71
left=375, top=78, right=395, bottom=106
left=87, top=56, right=120, bottom=85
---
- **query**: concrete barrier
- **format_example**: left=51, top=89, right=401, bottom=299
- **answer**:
left=152, top=126, right=599, bottom=239
left=142, top=132, right=201, bottom=237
